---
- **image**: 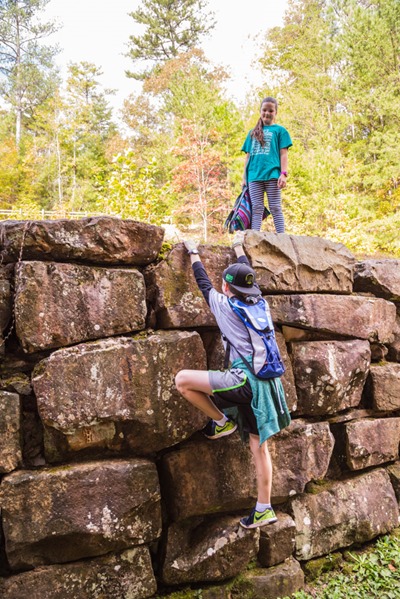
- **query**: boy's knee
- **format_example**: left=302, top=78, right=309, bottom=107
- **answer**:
left=175, top=370, right=188, bottom=392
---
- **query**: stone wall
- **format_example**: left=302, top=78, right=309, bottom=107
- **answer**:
left=0, top=218, right=400, bottom=599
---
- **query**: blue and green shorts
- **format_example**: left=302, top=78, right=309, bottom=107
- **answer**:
left=208, top=368, right=258, bottom=435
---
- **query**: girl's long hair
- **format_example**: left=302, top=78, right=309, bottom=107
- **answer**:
left=251, top=97, right=278, bottom=146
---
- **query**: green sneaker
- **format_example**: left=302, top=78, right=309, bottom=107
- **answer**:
left=239, top=507, right=278, bottom=529
left=202, top=418, right=237, bottom=440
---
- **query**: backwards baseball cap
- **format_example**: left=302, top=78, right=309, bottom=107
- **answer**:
left=222, top=263, right=260, bottom=296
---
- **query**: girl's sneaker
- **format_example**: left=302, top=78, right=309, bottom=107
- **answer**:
left=202, top=418, right=237, bottom=439
left=239, top=507, right=278, bottom=529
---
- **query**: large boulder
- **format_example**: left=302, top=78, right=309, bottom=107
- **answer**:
left=291, top=340, right=371, bottom=416
left=161, top=515, right=259, bottom=585
left=258, top=512, right=296, bottom=568
left=145, top=243, right=234, bottom=328
left=275, top=330, right=298, bottom=412
left=268, top=420, right=335, bottom=502
left=242, top=231, right=355, bottom=294
left=0, top=391, right=22, bottom=473
left=354, top=259, right=400, bottom=302
left=387, top=313, right=400, bottom=362
left=0, top=217, right=164, bottom=265
left=231, top=558, right=305, bottom=599
left=290, top=468, right=399, bottom=560
left=0, top=547, right=157, bottom=599
left=343, top=417, right=400, bottom=470
left=368, top=363, right=400, bottom=411
left=32, top=331, right=208, bottom=459
left=266, top=294, right=396, bottom=342
left=0, top=459, right=161, bottom=570
left=0, top=266, right=11, bottom=332
left=0, top=266, right=11, bottom=355
left=387, top=462, right=400, bottom=504
left=160, top=435, right=257, bottom=522
left=15, top=261, right=147, bottom=352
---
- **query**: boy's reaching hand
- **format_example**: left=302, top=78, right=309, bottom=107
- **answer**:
left=183, top=239, right=199, bottom=254
left=232, top=231, right=245, bottom=248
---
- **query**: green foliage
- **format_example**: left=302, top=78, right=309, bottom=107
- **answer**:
left=122, top=51, right=244, bottom=241
left=1, top=0, right=400, bottom=257
left=126, top=0, right=215, bottom=80
left=97, top=150, right=171, bottom=223
left=285, top=532, right=400, bottom=599
left=0, top=0, right=60, bottom=146
left=58, top=62, right=118, bottom=210
left=254, top=0, right=400, bottom=256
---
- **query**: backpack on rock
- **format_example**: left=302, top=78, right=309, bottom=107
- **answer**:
left=224, top=185, right=269, bottom=233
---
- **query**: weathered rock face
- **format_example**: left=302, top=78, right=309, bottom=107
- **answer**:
left=0, top=217, right=164, bottom=265
left=0, top=372, right=31, bottom=396
left=354, top=259, right=400, bottom=302
left=291, top=469, right=399, bottom=560
left=243, top=231, right=355, bottom=294
left=269, top=420, right=335, bottom=503
left=161, top=515, right=259, bottom=585
left=387, top=462, right=400, bottom=503
left=2, top=224, right=400, bottom=596
left=258, top=512, right=296, bottom=568
left=145, top=243, right=234, bottom=328
left=160, top=435, right=257, bottom=522
left=344, top=417, right=400, bottom=470
left=32, top=331, right=208, bottom=458
left=0, top=459, right=161, bottom=570
left=160, top=420, right=334, bottom=521
left=275, top=330, right=298, bottom=412
left=0, top=391, right=22, bottom=473
left=0, top=546, right=157, bottom=599
left=231, top=557, right=305, bottom=599
left=291, top=340, right=371, bottom=416
left=200, top=330, right=226, bottom=370
left=370, top=342, right=389, bottom=362
left=368, top=363, right=400, bottom=411
left=15, top=261, right=147, bottom=352
left=0, top=266, right=11, bottom=332
left=267, top=294, right=396, bottom=342
left=388, top=313, right=400, bottom=362
left=0, top=267, right=11, bottom=355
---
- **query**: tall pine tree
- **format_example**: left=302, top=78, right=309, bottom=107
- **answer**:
left=126, top=0, right=215, bottom=79
left=0, top=0, right=59, bottom=148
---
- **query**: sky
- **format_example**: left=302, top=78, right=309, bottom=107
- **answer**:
left=43, top=0, right=289, bottom=117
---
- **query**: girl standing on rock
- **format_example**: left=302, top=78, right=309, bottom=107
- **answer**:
left=242, top=97, right=292, bottom=233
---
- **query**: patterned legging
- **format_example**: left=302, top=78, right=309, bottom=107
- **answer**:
left=248, top=180, right=285, bottom=233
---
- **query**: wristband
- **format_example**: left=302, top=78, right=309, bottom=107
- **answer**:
left=280, top=171, right=288, bottom=177
left=188, top=249, right=199, bottom=255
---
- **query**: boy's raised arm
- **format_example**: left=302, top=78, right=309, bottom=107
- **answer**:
left=183, top=239, right=213, bottom=305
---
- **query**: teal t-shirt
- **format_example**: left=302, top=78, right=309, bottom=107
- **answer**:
left=241, top=124, right=292, bottom=183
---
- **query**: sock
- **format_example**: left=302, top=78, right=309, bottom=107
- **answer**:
left=215, top=415, right=228, bottom=427
left=256, top=502, right=271, bottom=512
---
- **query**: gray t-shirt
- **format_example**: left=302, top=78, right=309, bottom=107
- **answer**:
left=209, top=289, right=253, bottom=362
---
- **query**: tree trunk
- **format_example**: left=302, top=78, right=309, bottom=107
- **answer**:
left=15, top=9, right=22, bottom=149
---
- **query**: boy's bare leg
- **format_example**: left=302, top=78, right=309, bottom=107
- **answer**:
left=249, top=433, right=273, bottom=504
left=175, top=369, right=225, bottom=421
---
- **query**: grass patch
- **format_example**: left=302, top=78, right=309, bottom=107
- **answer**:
left=286, top=531, right=400, bottom=599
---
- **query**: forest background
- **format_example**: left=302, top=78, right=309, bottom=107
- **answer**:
left=0, top=0, right=399, bottom=256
